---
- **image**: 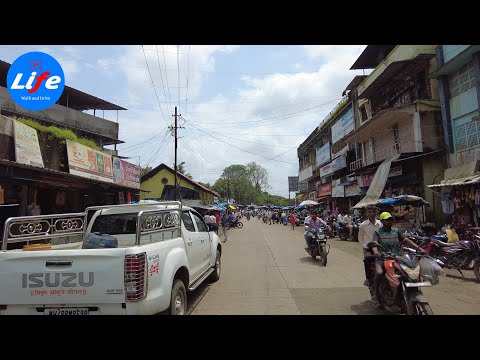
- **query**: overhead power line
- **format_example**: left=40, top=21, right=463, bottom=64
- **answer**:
left=181, top=116, right=298, bottom=165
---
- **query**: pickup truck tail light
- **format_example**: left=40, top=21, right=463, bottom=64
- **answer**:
left=124, top=253, right=147, bottom=301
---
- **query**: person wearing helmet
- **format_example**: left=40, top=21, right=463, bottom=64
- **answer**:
left=370, top=211, right=426, bottom=306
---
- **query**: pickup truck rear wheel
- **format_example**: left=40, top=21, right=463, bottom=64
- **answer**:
left=209, top=249, right=221, bottom=282
left=169, top=279, right=187, bottom=315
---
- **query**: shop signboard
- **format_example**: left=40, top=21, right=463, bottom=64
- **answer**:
left=320, top=162, right=333, bottom=177
left=288, top=176, right=299, bottom=192
left=315, top=143, right=331, bottom=168
left=332, top=155, right=347, bottom=172
left=66, top=139, right=113, bottom=183
left=113, top=156, right=141, bottom=189
left=13, top=120, right=44, bottom=168
left=388, top=166, right=402, bottom=178
left=308, top=191, right=316, bottom=200
left=361, top=171, right=375, bottom=188
left=331, top=184, right=344, bottom=198
left=331, top=105, right=354, bottom=144
left=345, top=181, right=361, bottom=197
left=317, top=182, right=332, bottom=197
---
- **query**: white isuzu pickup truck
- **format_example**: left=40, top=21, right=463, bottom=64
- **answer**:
left=0, top=201, right=222, bottom=315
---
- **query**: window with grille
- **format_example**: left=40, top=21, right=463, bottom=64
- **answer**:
left=449, top=62, right=476, bottom=98
left=454, top=119, right=480, bottom=151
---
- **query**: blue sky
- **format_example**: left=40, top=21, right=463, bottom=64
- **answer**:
left=1, top=45, right=368, bottom=198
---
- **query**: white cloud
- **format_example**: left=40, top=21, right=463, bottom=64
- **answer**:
left=114, top=45, right=367, bottom=198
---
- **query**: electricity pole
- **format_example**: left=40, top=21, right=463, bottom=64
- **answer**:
left=171, top=106, right=181, bottom=201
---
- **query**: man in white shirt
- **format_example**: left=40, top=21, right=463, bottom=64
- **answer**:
left=358, top=205, right=382, bottom=288
left=343, top=213, right=353, bottom=238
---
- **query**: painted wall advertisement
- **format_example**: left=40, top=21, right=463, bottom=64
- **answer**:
left=13, top=120, right=44, bottom=168
left=317, top=182, right=332, bottom=197
left=316, top=142, right=331, bottom=168
left=66, top=139, right=113, bottom=183
left=331, top=105, right=354, bottom=144
left=113, top=156, right=141, bottom=189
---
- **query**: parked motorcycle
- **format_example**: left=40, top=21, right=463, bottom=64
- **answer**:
left=366, top=244, right=440, bottom=315
left=416, top=234, right=480, bottom=281
left=305, top=227, right=329, bottom=266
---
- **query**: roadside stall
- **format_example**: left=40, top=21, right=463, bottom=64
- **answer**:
left=375, top=195, right=433, bottom=234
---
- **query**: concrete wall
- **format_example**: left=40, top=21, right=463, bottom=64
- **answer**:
left=443, top=45, right=470, bottom=63
left=398, top=115, right=416, bottom=151
left=422, top=153, right=449, bottom=225
left=0, top=115, right=14, bottom=160
left=358, top=45, right=437, bottom=97
left=0, top=86, right=119, bottom=141
left=140, top=168, right=215, bottom=204
left=421, top=112, right=444, bottom=151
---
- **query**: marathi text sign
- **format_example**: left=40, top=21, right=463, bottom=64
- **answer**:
left=317, top=182, right=332, bottom=197
left=13, top=120, right=44, bottom=168
left=331, top=106, right=354, bottom=144
left=66, top=139, right=113, bottom=183
left=113, top=156, right=141, bottom=189
left=316, top=143, right=331, bottom=168
left=331, top=185, right=344, bottom=198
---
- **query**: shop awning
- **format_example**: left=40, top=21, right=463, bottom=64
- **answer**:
left=353, top=154, right=400, bottom=209
left=428, top=160, right=480, bottom=189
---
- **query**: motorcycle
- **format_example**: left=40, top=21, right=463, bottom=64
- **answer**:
left=231, top=219, right=243, bottom=229
left=305, top=227, right=330, bottom=266
left=417, top=234, right=480, bottom=281
left=326, top=216, right=337, bottom=238
left=366, top=244, right=440, bottom=315
left=337, top=220, right=359, bottom=242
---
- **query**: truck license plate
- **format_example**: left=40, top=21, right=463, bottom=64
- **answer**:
left=44, top=308, right=89, bottom=315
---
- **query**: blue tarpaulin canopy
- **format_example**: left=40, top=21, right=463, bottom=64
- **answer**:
left=376, top=195, right=429, bottom=207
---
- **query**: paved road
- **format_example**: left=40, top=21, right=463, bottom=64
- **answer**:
left=189, top=217, right=480, bottom=315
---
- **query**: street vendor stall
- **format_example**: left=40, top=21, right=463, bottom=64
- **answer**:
left=375, top=195, right=433, bottom=234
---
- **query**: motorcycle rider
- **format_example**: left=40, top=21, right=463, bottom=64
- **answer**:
left=371, top=212, right=426, bottom=306
left=304, top=211, right=330, bottom=251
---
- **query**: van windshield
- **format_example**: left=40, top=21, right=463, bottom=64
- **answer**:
left=91, top=213, right=138, bottom=235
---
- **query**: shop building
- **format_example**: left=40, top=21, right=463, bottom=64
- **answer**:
left=344, top=45, right=447, bottom=223
left=0, top=59, right=141, bottom=219
left=428, top=45, right=480, bottom=227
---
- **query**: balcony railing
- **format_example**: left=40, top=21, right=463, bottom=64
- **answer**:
left=350, top=141, right=418, bottom=172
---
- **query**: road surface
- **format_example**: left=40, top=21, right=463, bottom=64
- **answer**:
left=188, top=217, right=480, bottom=315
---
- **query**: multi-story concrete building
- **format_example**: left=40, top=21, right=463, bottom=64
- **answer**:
left=0, top=59, right=140, bottom=219
left=428, top=45, right=480, bottom=227
left=343, top=45, right=447, bottom=222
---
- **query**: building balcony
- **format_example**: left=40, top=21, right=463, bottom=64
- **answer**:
left=350, top=141, right=419, bottom=172
left=357, top=46, right=437, bottom=99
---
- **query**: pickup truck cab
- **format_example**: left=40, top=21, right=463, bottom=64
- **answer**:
left=0, top=201, right=222, bottom=315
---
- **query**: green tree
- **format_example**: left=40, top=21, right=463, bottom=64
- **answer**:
left=175, top=163, right=192, bottom=179
left=246, top=162, right=269, bottom=191
left=140, top=165, right=152, bottom=177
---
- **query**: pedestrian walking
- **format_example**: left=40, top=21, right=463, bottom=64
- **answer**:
left=289, top=212, right=296, bottom=230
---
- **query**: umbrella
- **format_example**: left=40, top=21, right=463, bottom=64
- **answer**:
left=299, top=200, right=319, bottom=206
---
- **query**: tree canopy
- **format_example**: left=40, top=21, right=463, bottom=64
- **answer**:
left=211, top=162, right=288, bottom=206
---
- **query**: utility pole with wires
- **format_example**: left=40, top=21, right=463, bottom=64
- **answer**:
left=170, top=106, right=183, bottom=201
